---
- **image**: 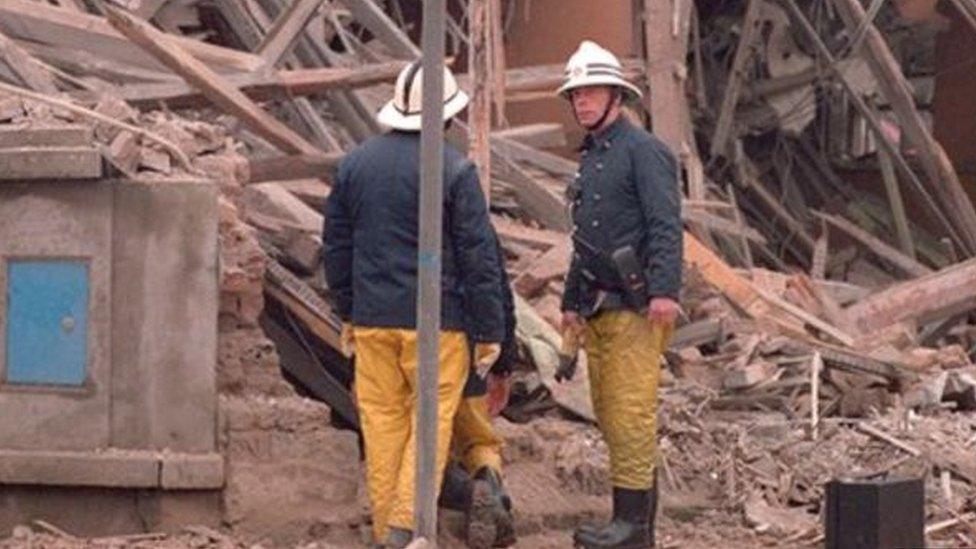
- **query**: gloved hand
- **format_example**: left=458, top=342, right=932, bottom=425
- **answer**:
left=554, top=324, right=582, bottom=383
left=340, top=323, right=355, bottom=356
left=474, top=342, right=501, bottom=379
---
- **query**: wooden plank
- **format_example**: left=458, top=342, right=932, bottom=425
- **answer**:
left=135, top=0, right=173, bottom=19
left=492, top=123, right=566, bottom=149
left=247, top=153, right=343, bottom=183
left=513, top=240, right=571, bottom=297
left=684, top=232, right=769, bottom=318
left=0, top=0, right=264, bottom=72
left=114, top=61, right=405, bottom=107
left=845, top=257, right=976, bottom=335
left=22, top=41, right=178, bottom=85
left=490, top=133, right=577, bottom=177
left=832, top=0, right=976, bottom=254
left=0, top=30, right=58, bottom=93
left=104, top=4, right=321, bottom=156
left=815, top=212, right=932, bottom=278
left=491, top=215, right=563, bottom=250
left=877, top=147, right=915, bottom=259
left=0, top=147, right=101, bottom=180
left=257, top=0, right=325, bottom=67
left=264, top=260, right=346, bottom=356
left=709, top=0, right=762, bottom=157
left=337, top=0, right=419, bottom=58
left=682, top=208, right=767, bottom=244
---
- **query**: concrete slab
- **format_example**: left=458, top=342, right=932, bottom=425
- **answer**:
left=160, top=453, right=224, bottom=490
left=0, top=449, right=158, bottom=488
left=0, top=147, right=102, bottom=180
left=0, top=125, right=93, bottom=148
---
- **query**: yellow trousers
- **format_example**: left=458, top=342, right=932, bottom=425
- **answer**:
left=452, top=395, right=503, bottom=474
left=583, top=311, right=672, bottom=490
left=353, top=328, right=469, bottom=541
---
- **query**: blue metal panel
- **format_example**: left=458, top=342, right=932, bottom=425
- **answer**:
left=6, top=260, right=89, bottom=386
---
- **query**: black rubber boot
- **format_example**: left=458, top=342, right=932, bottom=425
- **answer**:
left=573, top=487, right=652, bottom=548
left=647, top=481, right=658, bottom=546
left=467, top=467, right=517, bottom=548
left=438, top=461, right=473, bottom=512
left=385, top=527, right=413, bottom=549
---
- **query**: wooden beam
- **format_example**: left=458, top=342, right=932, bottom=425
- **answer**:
left=682, top=208, right=767, bottom=244
left=247, top=153, right=344, bottom=183
left=684, top=232, right=770, bottom=318
left=845, top=257, right=976, bottom=335
left=491, top=123, right=566, bottom=150
left=877, top=149, right=915, bottom=259
left=709, top=0, right=763, bottom=157
left=832, top=0, right=976, bottom=255
left=104, top=4, right=321, bottom=156
left=0, top=0, right=264, bottom=72
left=22, top=41, right=178, bottom=84
left=112, top=61, right=405, bottom=107
left=256, top=0, right=325, bottom=67
left=815, top=212, right=931, bottom=278
left=468, top=0, right=492, bottom=200
left=0, top=30, right=58, bottom=93
left=337, top=0, right=419, bottom=58
left=135, top=0, right=172, bottom=19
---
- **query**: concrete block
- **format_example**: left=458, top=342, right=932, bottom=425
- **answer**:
left=0, top=147, right=101, bottom=180
left=111, top=180, right=218, bottom=453
left=160, top=453, right=225, bottom=490
left=0, top=125, right=93, bottom=148
left=0, top=449, right=158, bottom=488
left=0, top=182, right=113, bottom=451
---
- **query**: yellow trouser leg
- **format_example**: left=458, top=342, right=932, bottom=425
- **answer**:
left=584, top=311, right=673, bottom=490
left=353, top=328, right=412, bottom=543
left=387, top=331, right=469, bottom=531
left=453, top=395, right=504, bottom=474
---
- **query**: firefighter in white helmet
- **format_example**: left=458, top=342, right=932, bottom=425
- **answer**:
left=554, top=40, right=683, bottom=548
left=323, top=61, right=505, bottom=548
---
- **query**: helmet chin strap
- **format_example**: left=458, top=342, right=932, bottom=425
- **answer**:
left=575, top=89, right=620, bottom=132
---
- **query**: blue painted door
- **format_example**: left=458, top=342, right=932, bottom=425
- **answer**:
left=6, top=260, right=89, bottom=386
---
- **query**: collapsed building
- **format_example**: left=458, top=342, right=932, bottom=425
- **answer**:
left=0, top=0, right=974, bottom=547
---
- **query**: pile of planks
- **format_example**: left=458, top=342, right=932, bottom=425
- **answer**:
left=0, top=0, right=974, bottom=426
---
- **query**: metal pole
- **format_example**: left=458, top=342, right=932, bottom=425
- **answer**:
left=415, top=0, right=445, bottom=543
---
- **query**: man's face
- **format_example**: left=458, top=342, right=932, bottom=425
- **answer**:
left=570, top=86, right=615, bottom=128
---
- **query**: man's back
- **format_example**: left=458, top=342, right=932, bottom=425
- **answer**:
left=323, top=131, right=504, bottom=343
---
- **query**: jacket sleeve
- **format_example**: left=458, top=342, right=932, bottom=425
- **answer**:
left=491, top=233, right=518, bottom=375
left=560, top=251, right=583, bottom=313
left=449, top=162, right=504, bottom=343
left=322, top=158, right=354, bottom=321
left=633, top=139, right=683, bottom=301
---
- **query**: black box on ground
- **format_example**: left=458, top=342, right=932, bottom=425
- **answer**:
left=825, top=476, right=925, bottom=549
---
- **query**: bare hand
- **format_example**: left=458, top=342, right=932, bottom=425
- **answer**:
left=486, top=373, right=510, bottom=416
left=561, top=311, right=584, bottom=333
left=647, top=297, right=679, bottom=326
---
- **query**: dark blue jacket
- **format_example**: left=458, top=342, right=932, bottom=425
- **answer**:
left=323, top=131, right=504, bottom=343
left=463, top=233, right=517, bottom=397
left=561, top=118, right=682, bottom=317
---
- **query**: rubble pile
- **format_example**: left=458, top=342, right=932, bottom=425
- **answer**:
left=0, top=0, right=974, bottom=546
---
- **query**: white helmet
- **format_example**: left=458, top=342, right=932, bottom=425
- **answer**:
left=557, top=40, right=643, bottom=101
left=377, top=61, right=470, bottom=131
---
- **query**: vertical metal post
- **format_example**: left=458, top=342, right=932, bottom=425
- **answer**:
left=415, top=0, right=445, bottom=543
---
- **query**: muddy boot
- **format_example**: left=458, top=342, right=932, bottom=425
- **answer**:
left=573, top=488, right=651, bottom=548
left=385, top=527, right=413, bottom=549
left=439, top=461, right=473, bottom=511
left=647, top=481, right=658, bottom=546
left=466, top=467, right=516, bottom=548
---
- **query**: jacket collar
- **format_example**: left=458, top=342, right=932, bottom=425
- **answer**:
left=580, top=116, right=629, bottom=152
